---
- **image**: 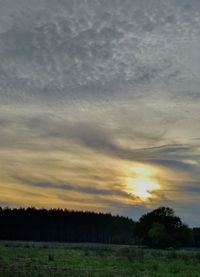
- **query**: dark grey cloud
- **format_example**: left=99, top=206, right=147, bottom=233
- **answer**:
left=150, top=159, right=197, bottom=171
left=178, top=182, right=200, bottom=194
left=43, top=121, right=200, bottom=172
left=17, top=177, right=135, bottom=199
left=1, top=113, right=199, bottom=175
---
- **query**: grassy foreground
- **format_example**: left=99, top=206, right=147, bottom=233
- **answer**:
left=0, top=242, right=200, bottom=276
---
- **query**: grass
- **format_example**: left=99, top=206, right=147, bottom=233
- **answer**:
left=0, top=242, right=200, bottom=276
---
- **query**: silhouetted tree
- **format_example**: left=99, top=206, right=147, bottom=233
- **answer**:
left=193, top=228, right=200, bottom=247
left=0, top=206, right=196, bottom=247
left=148, top=223, right=169, bottom=248
left=136, top=207, right=192, bottom=248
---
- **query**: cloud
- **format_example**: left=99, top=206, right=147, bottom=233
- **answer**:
left=0, top=0, right=199, bottom=107
left=0, top=0, right=200, bottom=226
left=150, top=159, right=197, bottom=171
left=16, top=177, right=135, bottom=199
left=1, top=111, right=199, bottom=174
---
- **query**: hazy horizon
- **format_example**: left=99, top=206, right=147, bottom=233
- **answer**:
left=0, top=0, right=200, bottom=226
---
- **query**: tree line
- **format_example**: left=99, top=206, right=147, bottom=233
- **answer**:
left=0, top=206, right=199, bottom=248
left=0, top=207, right=135, bottom=244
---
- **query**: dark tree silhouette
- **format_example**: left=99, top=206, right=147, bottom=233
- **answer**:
left=136, top=207, right=193, bottom=248
left=147, top=223, right=168, bottom=248
left=193, top=228, right=200, bottom=247
left=0, top=206, right=196, bottom=247
left=0, top=207, right=136, bottom=244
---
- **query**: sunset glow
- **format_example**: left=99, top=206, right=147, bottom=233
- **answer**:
left=127, top=178, right=158, bottom=199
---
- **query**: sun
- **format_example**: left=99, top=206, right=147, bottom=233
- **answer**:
left=124, top=164, right=161, bottom=200
left=126, top=177, right=160, bottom=199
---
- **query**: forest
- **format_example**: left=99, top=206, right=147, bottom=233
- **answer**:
left=0, top=207, right=134, bottom=244
left=0, top=206, right=199, bottom=248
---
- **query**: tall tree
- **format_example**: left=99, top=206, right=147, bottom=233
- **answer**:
left=136, top=207, right=192, bottom=248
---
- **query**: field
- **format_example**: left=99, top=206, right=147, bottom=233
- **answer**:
left=0, top=242, right=200, bottom=276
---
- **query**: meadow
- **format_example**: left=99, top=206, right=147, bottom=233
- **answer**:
left=0, top=242, right=200, bottom=276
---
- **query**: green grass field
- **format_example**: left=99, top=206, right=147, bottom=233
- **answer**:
left=1, top=242, right=200, bottom=276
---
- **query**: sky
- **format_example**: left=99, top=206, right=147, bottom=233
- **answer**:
left=0, top=0, right=200, bottom=226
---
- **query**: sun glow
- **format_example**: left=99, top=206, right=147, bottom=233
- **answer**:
left=125, top=164, right=160, bottom=199
left=126, top=177, right=160, bottom=199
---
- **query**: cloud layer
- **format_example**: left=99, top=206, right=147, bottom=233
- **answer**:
left=0, top=0, right=200, bottom=225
